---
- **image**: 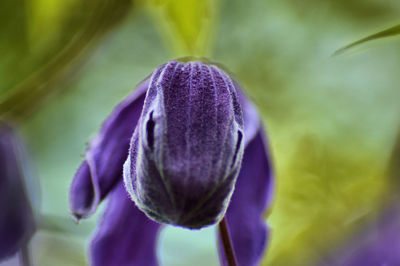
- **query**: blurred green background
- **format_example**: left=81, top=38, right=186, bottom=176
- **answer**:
left=1, top=0, right=400, bottom=265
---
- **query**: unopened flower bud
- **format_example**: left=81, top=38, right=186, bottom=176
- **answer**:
left=123, top=61, right=244, bottom=228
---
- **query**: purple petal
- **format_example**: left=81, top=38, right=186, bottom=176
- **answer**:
left=236, top=85, right=260, bottom=146
left=318, top=204, right=400, bottom=266
left=90, top=182, right=161, bottom=266
left=124, top=61, right=245, bottom=228
left=0, top=123, right=35, bottom=260
left=69, top=80, right=148, bottom=220
left=218, top=126, right=274, bottom=266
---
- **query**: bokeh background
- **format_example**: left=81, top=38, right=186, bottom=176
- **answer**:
left=1, top=0, right=400, bottom=265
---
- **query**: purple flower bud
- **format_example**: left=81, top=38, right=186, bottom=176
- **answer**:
left=123, top=61, right=245, bottom=229
left=70, top=59, right=273, bottom=266
left=0, top=122, right=35, bottom=261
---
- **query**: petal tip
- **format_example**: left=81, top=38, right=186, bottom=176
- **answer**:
left=71, top=212, right=83, bottom=224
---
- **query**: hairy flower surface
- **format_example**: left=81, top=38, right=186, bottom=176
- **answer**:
left=70, top=60, right=273, bottom=266
left=123, top=61, right=245, bottom=228
left=0, top=122, right=35, bottom=261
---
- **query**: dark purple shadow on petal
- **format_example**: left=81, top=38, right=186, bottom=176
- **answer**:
left=69, top=80, right=148, bottom=220
left=89, top=182, right=161, bottom=266
left=0, top=123, right=35, bottom=260
left=218, top=128, right=274, bottom=266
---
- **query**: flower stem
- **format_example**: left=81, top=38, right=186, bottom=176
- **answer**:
left=218, top=216, right=238, bottom=266
left=19, top=244, right=31, bottom=266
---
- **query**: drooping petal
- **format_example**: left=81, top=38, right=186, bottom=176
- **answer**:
left=89, top=182, right=161, bottom=266
left=0, top=123, right=35, bottom=260
left=218, top=125, right=274, bottom=266
left=69, top=80, right=148, bottom=220
left=124, top=61, right=245, bottom=229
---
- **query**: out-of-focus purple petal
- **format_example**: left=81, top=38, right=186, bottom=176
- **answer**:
left=317, top=204, right=400, bottom=266
left=218, top=126, right=274, bottom=266
left=124, top=61, right=245, bottom=229
left=69, top=80, right=148, bottom=220
left=90, top=182, right=161, bottom=266
left=0, top=123, right=35, bottom=260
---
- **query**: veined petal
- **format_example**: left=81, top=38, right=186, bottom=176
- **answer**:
left=69, top=79, right=148, bottom=220
left=218, top=127, right=274, bottom=266
left=89, top=182, right=161, bottom=266
left=0, top=123, right=35, bottom=260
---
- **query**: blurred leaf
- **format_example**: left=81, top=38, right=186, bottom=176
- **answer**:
left=33, top=231, right=87, bottom=266
left=28, top=0, right=79, bottom=48
left=0, top=0, right=27, bottom=49
left=387, top=123, right=400, bottom=193
left=144, top=0, right=219, bottom=57
left=334, top=23, right=400, bottom=56
left=39, top=214, right=94, bottom=236
left=0, top=0, right=132, bottom=121
left=267, top=135, right=386, bottom=266
left=0, top=0, right=29, bottom=96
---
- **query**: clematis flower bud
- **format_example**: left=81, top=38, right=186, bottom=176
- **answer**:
left=70, top=59, right=273, bottom=266
left=123, top=61, right=244, bottom=228
left=0, top=122, right=35, bottom=261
